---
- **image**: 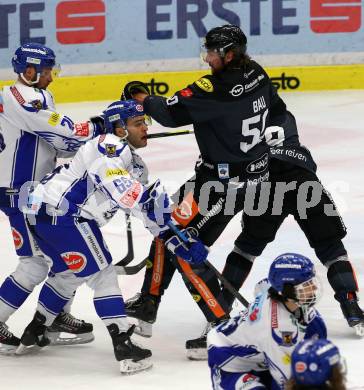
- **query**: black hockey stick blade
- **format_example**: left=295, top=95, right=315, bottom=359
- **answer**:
left=115, top=258, right=147, bottom=275
left=147, top=130, right=194, bottom=139
left=205, top=260, right=249, bottom=308
left=114, top=214, right=134, bottom=267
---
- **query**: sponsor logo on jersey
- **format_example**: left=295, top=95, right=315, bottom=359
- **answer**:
left=229, top=84, right=244, bottom=97
left=0, top=133, right=6, bottom=152
left=242, top=373, right=256, bottom=383
left=195, top=77, right=214, bottom=92
left=12, top=228, right=23, bottom=250
left=246, top=153, right=269, bottom=174
left=106, top=168, right=128, bottom=177
left=146, top=258, right=153, bottom=269
left=61, top=251, right=87, bottom=273
left=282, top=354, right=291, bottom=365
left=119, top=181, right=142, bottom=208
left=10, top=86, right=25, bottom=105
left=136, top=104, right=144, bottom=112
left=166, top=95, right=179, bottom=106
left=172, top=192, right=199, bottom=227
left=0, top=104, right=3, bottom=113
left=217, top=163, right=229, bottom=179
left=48, top=112, right=60, bottom=126
left=192, top=294, right=201, bottom=302
left=98, top=134, right=106, bottom=143
left=74, top=122, right=90, bottom=136
left=105, top=144, right=117, bottom=157
left=180, top=88, right=193, bottom=98
left=271, top=300, right=278, bottom=328
left=244, top=74, right=265, bottom=93
left=294, top=361, right=307, bottom=373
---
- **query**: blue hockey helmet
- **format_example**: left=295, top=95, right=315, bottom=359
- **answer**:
left=12, top=43, right=57, bottom=74
left=291, top=339, right=344, bottom=386
left=103, top=99, right=147, bottom=134
left=268, top=253, right=318, bottom=306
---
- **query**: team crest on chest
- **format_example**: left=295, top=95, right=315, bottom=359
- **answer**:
left=105, top=144, right=117, bottom=157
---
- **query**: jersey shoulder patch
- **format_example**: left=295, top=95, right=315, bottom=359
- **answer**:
left=193, top=75, right=215, bottom=93
left=97, top=134, right=129, bottom=158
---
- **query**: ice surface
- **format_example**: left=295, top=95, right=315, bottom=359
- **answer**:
left=1, top=91, right=363, bottom=389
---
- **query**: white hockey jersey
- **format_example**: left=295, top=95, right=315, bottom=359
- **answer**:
left=0, top=82, right=97, bottom=189
left=207, top=288, right=325, bottom=389
left=27, top=133, right=161, bottom=234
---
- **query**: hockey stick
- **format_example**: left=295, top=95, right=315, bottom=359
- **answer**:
left=147, top=130, right=194, bottom=139
left=114, top=213, right=134, bottom=267
left=167, top=221, right=249, bottom=308
left=115, top=257, right=148, bottom=275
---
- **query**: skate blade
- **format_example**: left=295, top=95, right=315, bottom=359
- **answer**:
left=186, top=348, right=207, bottom=361
left=134, top=321, right=152, bottom=338
left=353, top=323, right=364, bottom=337
left=15, top=343, right=44, bottom=356
left=119, top=357, right=153, bottom=375
left=0, top=344, right=19, bottom=356
left=46, top=331, right=95, bottom=346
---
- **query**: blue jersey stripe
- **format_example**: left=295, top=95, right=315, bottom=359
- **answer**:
left=11, top=131, right=38, bottom=188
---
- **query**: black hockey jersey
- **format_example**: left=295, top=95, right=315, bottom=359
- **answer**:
left=144, top=61, right=290, bottom=166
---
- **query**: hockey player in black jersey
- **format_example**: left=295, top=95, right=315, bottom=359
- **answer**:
left=121, top=24, right=310, bottom=357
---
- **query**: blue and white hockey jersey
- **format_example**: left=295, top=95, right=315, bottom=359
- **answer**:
left=27, top=133, right=163, bottom=235
left=207, top=286, right=327, bottom=389
left=0, top=82, right=97, bottom=189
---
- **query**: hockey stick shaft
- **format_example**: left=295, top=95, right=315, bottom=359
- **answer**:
left=167, top=222, right=249, bottom=308
left=114, top=213, right=134, bottom=267
left=147, top=130, right=194, bottom=139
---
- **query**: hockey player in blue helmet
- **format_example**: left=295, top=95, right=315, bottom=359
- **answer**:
left=207, top=253, right=327, bottom=390
left=287, top=339, right=346, bottom=390
left=11, top=42, right=60, bottom=89
left=0, top=42, right=107, bottom=352
left=18, top=99, right=207, bottom=372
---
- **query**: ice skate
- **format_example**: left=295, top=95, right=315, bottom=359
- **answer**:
left=108, top=323, right=152, bottom=374
left=16, top=311, right=50, bottom=355
left=125, top=293, right=159, bottom=338
left=46, top=312, right=94, bottom=345
left=0, top=322, right=20, bottom=355
left=336, top=292, right=364, bottom=337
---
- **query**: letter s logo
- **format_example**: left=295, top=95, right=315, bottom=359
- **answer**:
left=56, top=0, right=106, bottom=44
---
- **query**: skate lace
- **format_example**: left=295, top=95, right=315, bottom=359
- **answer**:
left=60, top=313, right=84, bottom=326
left=0, top=322, right=13, bottom=338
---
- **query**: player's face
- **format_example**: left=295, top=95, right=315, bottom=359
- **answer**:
left=36, top=67, right=54, bottom=89
left=204, top=50, right=225, bottom=74
left=126, top=115, right=149, bottom=149
left=296, top=278, right=319, bottom=306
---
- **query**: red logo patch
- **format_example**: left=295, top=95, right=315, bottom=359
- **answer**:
left=242, top=373, right=256, bottom=383
left=249, top=308, right=259, bottom=322
left=0, top=104, right=3, bottom=113
left=61, top=252, right=87, bottom=273
left=75, top=122, right=90, bottom=137
left=119, top=181, right=142, bottom=208
left=295, top=361, right=307, bottom=374
left=12, top=228, right=23, bottom=250
left=271, top=300, right=278, bottom=328
left=180, top=88, right=193, bottom=98
left=10, top=86, right=25, bottom=105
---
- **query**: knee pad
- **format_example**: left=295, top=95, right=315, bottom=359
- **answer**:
left=87, top=264, right=122, bottom=297
left=12, top=256, right=49, bottom=290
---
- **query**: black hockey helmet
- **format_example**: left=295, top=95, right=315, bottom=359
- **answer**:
left=204, top=24, right=247, bottom=56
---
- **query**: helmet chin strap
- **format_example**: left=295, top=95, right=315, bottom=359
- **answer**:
left=20, top=72, right=40, bottom=86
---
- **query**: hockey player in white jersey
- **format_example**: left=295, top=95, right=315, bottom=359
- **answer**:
left=17, top=100, right=207, bottom=374
left=207, top=253, right=327, bottom=390
left=0, top=42, right=104, bottom=352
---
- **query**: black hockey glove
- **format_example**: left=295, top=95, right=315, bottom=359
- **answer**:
left=90, top=114, right=106, bottom=136
left=121, top=81, right=150, bottom=100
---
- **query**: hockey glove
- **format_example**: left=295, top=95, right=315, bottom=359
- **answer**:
left=139, top=180, right=171, bottom=228
left=121, top=81, right=150, bottom=100
left=165, top=228, right=208, bottom=265
left=90, top=114, right=106, bottom=136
